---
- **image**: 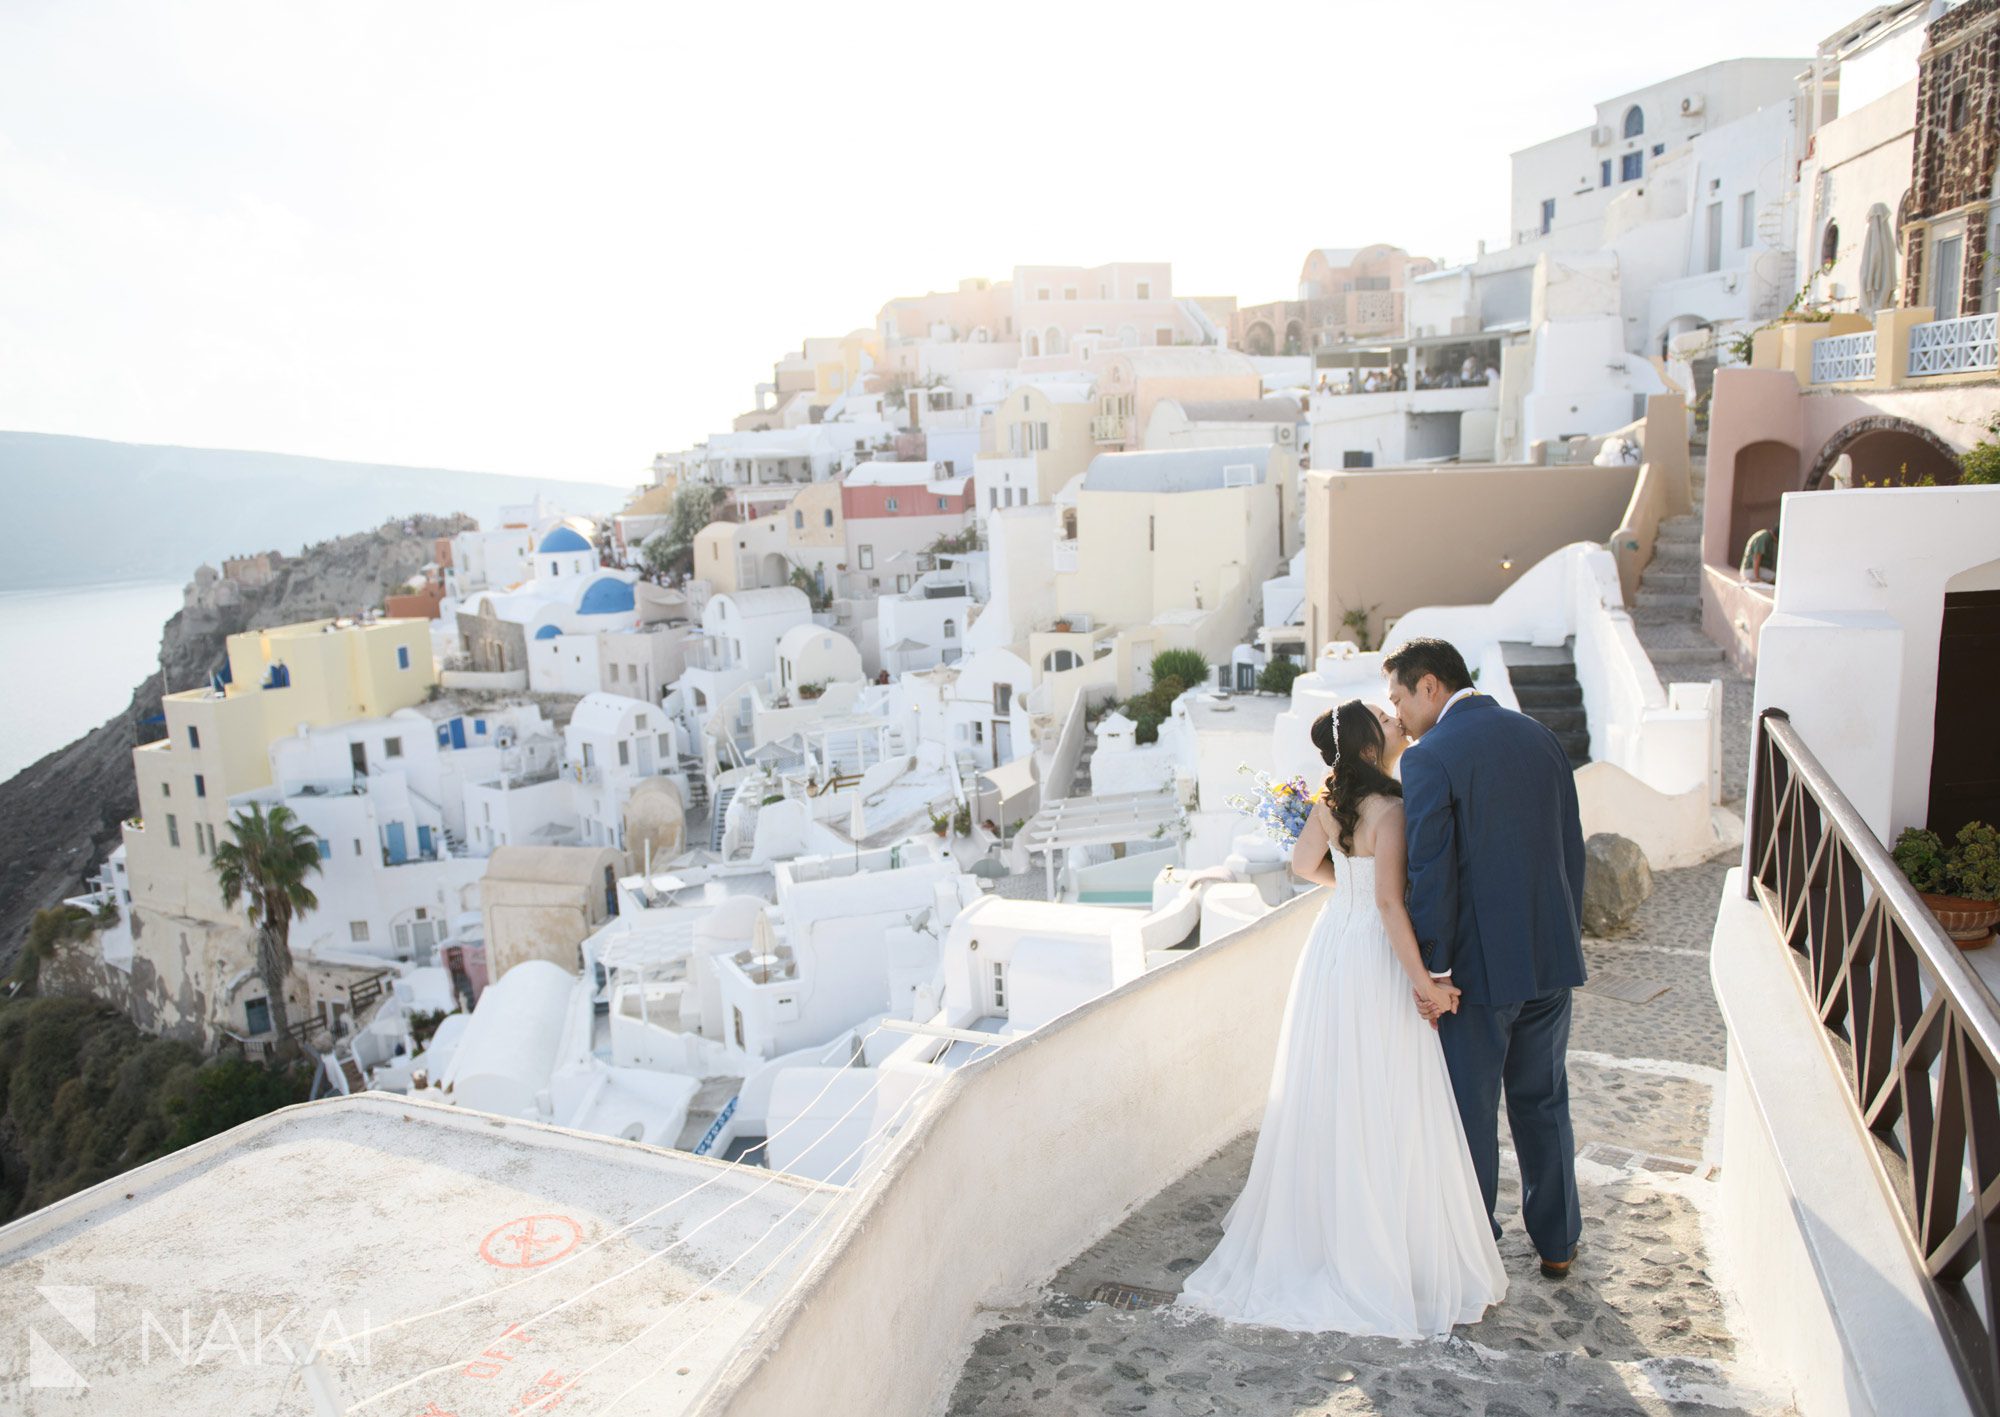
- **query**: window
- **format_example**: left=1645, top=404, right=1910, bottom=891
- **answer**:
left=350, top=921, right=370, bottom=943
left=396, top=646, right=411, bottom=670
left=617, top=740, right=629, bottom=767
left=1063, top=287, right=1077, bottom=300
left=858, top=546, right=874, bottom=570
left=1622, top=105, right=1643, bottom=139
left=188, top=725, right=200, bottom=749
left=1705, top=201, right=1723, bottom=273
left=936, top=496, right=947, bottom=510
left=972, top=721, right=984, bottom=743
left=1136, top=281, right=1150, bottom=299
left=161, top=781, right=170, bottom=798
left=1621, top=151, right=1643, bottom=182
left=1738, top=191, right=1756, bottom=249
left=166, top=814, right=179, bottom=847
left=194, top=824, right=207, bottom=856
left=354, top=838, right=363, bottom=856
left=1820, top=220, right=1839, bottom=268
left=583, top=743, right=596, bottom=767
left=793, top=510, right=804, bottom=529
left=1148, top=515, right=1156, bottom=552
left=1651, top=142, right=1664, bottom=157
left=1600, top=159, right=1612, bottom=188
left=384, top=737, right=402, bottom=759
left=895, top=573, right=912, bottom=592
left=991, top=961, right=1007, bottom=1010
left=1933, top=233, right=1965, bottom=320
left=1540, top=198, right=1555, bottom=235
left=245, top=998, right=271, bottom=1035
left=823, top=508, right=834, bottom=527
left=194, top=774, right=206, bottom=798
left=994, top=684, right=1012, bottom=714
left=943, top=619, right=957, bottom=639
left=1036, top=287, right=1049, bottom=300
left=989, top=488, right=1000, bottom=509
left=318, top=838, right=332, bottom=860
left=1949, top=82, right=1969, bottom=133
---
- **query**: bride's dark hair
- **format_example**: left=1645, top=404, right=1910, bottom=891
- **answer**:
left=1310, top=700, right=1403, bottom=855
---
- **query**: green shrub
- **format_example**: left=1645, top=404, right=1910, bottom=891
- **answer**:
left=1149, top=649, right=1210, bottom=693
left=952, top=804, right=973, bottom=836
left=1895, top=822, right=2000, bottom=900
left=1960, top=440, right=2000, bottom=486
left=1951, top=822, right=2000, bottom=900
left=1257, top=656, right=1301, bottom=695
left=1894, top=828, right=1949, bottom=893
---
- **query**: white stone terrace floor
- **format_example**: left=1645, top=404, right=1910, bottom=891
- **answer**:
left=947, top=852, right=1794, bottom=1417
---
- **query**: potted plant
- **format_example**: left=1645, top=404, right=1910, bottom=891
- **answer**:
left=1894, top=822, right=2000, bottom=949
left=1051, top=617, right=1072, bottom=634
left=952, top=804, right=972, bottom=836
left=930, top=810, right=950, bottom=838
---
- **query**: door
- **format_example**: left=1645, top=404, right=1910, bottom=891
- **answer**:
left=449, top=718, right=467, bottom=750
left=417, top=824, right=434, bottom=857
left=992, top=720, right=1012, bottom=762
left=384, top=822, right=407, bottom=864
left=1927, top=589, right=2000, bottom=841
left=1933, top=234, right=1965, bottom=321
left=351, top=741, right=368, bottom=775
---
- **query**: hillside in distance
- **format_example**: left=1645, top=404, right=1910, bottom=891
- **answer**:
left=0, top=431, right=636, bottom=590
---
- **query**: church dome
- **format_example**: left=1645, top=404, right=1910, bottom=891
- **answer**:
left=537, top=525, right=593, bottom=555
left=578, top=577, right=637, bottom=616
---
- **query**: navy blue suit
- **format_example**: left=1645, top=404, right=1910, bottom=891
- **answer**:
left=1402, top=692, right=1587, bottom=1261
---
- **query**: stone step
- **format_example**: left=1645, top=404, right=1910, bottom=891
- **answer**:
left=1639, top=569, right=1699, bottom=593
left=1636, top=589, right=1700, bottom=610
left=1634, top=603, right=1698, bottom=625
left=1527, top=705, right=1589, bottom=734
left=1513, top=681, right=1583, bottom=709
left=1504, top=660, right=1576, bottom=685
left=1646, top=643, right=1728, bottom=667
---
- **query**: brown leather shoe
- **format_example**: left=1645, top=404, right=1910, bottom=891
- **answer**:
left=1539, top=1245, right=1578, bottom=1279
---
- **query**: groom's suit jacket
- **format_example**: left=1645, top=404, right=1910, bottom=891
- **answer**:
left=1402, top=693, right=1587, bottom=1007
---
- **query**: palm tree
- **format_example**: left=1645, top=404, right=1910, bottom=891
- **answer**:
left=212, top=803, right=323, bottom=1058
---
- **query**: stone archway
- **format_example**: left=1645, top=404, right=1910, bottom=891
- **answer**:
left=1242, top=321, right=1275, bottom=356
left=1283, top=320, right=1306, bottom=355
left=1805, top=415, right=1962, bottom=490
left=1729, top=440, right=1799, bottom=567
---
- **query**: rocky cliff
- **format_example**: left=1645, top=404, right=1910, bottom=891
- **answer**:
left=0, top=515, right=473, bottom=970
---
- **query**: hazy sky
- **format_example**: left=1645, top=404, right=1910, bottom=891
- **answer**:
left=0, top=1, right=1854, bottom=485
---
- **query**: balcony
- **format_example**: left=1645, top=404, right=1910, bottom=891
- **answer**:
left=1907, top=311, right=1999, bottom=377
left=1090, top=413, right=1128, bottom=444
left=1809, top=329, right=1876, bottom=384
left=1052, top=540, right=1078, bottom=574
left=684, top=639, right=737, bottom=673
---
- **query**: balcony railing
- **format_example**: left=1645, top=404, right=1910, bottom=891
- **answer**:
left=1810, top=330, right=1877, bottom=384
left=1090, top=413, right=1128, bottom=444
left=1052, top=541, right=1078, bottom=574
left=1746, top=709, right=2000, bottom=1415
left=1908, top=312, right=2000, bottom=378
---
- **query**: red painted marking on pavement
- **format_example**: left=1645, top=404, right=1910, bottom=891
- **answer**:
left=479, top=1215, right=582, bottom=1269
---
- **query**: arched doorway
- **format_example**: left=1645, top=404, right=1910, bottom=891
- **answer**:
left=1728, top=440, right=1800, bottom=567
left=1928, top=556, right=2000, bottom=839
left=1044, top=327, right=1066, bottom=356
left=1283, top=320, right=1306, bottom=354
left=760, top=552, right=789, bottom=588
left=1806, top=417, right=1962, bottom=490
left=1024, top=332, right=1040, bottom=357
left=1242, top=321, right=1275, bottom=356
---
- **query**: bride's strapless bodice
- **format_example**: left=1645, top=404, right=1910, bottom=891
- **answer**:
left=1324, top=850, right=1379, bottom=924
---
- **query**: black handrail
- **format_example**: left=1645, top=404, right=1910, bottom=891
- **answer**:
left=1746, top=708, right=2000, bottom=1414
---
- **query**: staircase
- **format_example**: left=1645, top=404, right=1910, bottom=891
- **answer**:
left=1501, top=641, right=1590, bottom=769
left=709, top=784, right=736, bottom=853
left=1632, top=453, right=1728, bottom=676
left=680, top=755, right=709, bottom=813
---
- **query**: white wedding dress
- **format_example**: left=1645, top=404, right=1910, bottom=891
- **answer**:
left=1178, top=846, right=1507, bottom=1337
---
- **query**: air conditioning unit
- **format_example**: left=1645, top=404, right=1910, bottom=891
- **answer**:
left=1590, top=125, right=1613, bottom=147
left=1681, top=94, right=1705, bottom=116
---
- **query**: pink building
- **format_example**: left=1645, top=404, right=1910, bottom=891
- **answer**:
left=839, top=461, right=976, bottom=597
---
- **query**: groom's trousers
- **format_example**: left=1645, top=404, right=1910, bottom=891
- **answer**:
left=1438, top=986, right=1583, bottom=1262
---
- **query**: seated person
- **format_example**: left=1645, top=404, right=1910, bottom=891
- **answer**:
left=1740, top=526, right=1778, bottom=585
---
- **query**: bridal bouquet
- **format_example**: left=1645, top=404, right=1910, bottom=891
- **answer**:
left=1226, top=765, right=1318, bottom=847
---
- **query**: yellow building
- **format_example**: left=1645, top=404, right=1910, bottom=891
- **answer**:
left=1043, top=446, right=1298, bottom=697
left=122, top=616, right=436, bottom=969
left=693, top=484, right=846, bottom=596
left=978, top=380, right=1099, bottom=503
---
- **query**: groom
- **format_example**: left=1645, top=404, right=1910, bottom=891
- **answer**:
left=1384, top=637, right=1587, bottom=1279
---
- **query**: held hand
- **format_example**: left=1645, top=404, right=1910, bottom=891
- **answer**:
left=1414, top=979, right=1461, bottom=1025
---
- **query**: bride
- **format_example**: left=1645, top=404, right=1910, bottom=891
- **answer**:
left=1178, top=699, right=1507, bottom=1337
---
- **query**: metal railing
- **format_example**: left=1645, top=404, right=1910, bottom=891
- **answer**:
left=1090, top=413, right=1128, bottom=443
left=1908, top=312, right=2000, bottom=378
left=1746, top=708, right=2000, bottom=1414
left=1811, top=330, right=1877, bottom=384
